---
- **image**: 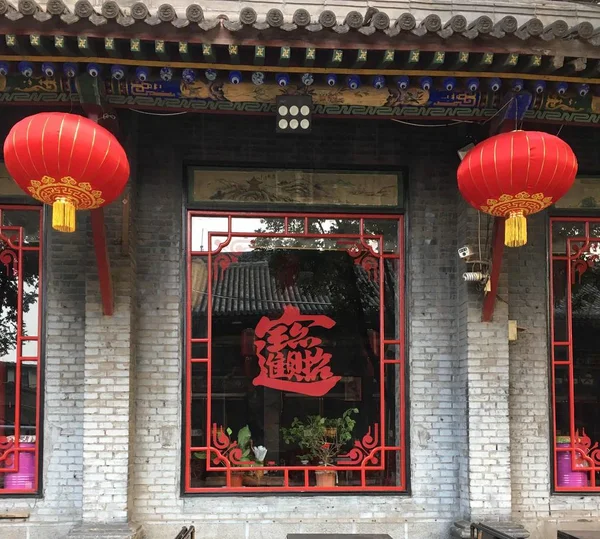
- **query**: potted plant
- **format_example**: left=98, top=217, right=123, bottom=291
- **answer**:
left=244, top=444, right=268, bottom=486
left=194, top=425, right=256, bottom=487
left=282, top=408, right=358, bottom=487
left=227, top=425, right=255, bottom=486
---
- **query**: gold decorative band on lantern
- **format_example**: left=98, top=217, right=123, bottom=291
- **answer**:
left=52, top=197, right=76, bottom=233
left=481, top=192, right=553, bottom=217
left=505, top=210, right=527, bottom=248
left=28, top=176, right=105, bottom=209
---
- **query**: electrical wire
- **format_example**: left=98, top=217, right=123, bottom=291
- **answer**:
left=391, top=119, right=473, bottom=128
left=130, top=108, right=189, bottom=116
left=391, top=97, right=515, bottom=129
left=482, top=97, right=515, bottom=125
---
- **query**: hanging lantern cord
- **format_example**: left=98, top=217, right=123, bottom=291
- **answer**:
left=505, top=210, right=527, bottom=248
left=52, top=197, right=76, bottom=233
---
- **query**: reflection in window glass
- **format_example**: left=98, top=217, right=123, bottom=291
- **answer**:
left=186, top=212, right=405, bottom=492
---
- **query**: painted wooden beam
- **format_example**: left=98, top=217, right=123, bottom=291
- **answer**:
left=427, top=51, right=445, bottom=69
left=178, top=41, right=190, bottom=61
left=279, top=46, right=291, bottom=66
left=202, top=43, right=215, bottom=62
left=5, top=35, right=23, bottom=55
left=7, top=52, right=600, bottom=86
left=29, top=34, right=51, bottom=55
left=406, top=49, right=420, bottom=66
left=254, top=45, right=266, bottom=65
left=482, top=216, right=505, bottom=323
left=104, top=37, right=121, bottom=58
left=130, top=38, right=143, bottom=60
left=54, top=35, right=74, bottom=55
left=228, top=44, right=240, bottom=64
left=304, top=47, right=316, bottom=66
left=476, top=52, right=494, bottom=69
left=502, top=52, right=520, bottom=69
left=77, top=35, right=95, bottom=56
left=378, top=49, right=394, bottom=68
left=155, top=40, right=168, bottom=61
left=90, top=208, right=114, bottom=316
left=523, top=54, right=542, bottom=71
left=354, top=49, right=368, bottom=68
left=328, top=48, right=343, bottom=68
left=451, top=51, right=470, bottom=69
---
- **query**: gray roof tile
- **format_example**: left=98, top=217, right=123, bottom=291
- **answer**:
left=1, top=0, right=600, bottom=45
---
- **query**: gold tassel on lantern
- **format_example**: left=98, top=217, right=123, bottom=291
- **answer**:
left=52, top=197, right=76, bottom=233
left=505, top=210, right=527, bottom=248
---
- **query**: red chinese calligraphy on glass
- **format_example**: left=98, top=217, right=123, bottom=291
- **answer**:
left=252, top=305, right=341, bottom=396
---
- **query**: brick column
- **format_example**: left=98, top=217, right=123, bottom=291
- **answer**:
left=80, top=197, right=136, bottom=524
left=70, top=118, right=140, bottom=536
left=457, top=202, right=512, bottom=520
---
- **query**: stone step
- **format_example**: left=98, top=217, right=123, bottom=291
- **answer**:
left=287, top=535, right=393, bottom=539
left=66, top=523, right=143, bottom=539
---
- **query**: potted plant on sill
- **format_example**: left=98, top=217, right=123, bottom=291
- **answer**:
left=227, top=425, right=256, bottom=487
left=244, top=444, right=268, bottom=486
left=194, top=425, right=255, bottom=487
left=282, top=408, right=358, bottom=487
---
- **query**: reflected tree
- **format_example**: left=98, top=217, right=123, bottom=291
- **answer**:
left=0, top=228, right=38, bottom=358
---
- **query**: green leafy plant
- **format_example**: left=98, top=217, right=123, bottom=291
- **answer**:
left=193, top=425, right=255, bottom=467
left=282, top=408, right=358, bottom=466
left=230, top=425, right=253, bottom=464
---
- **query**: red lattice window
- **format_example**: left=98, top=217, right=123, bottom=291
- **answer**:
left=185, top=212, right=406, bottom=492
left=551, top=217, right=600, bottom=492
left=0, top=205, right=42, bottom=494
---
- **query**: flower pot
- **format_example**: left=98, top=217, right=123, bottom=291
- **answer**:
left=230, top=472, right=244, bottom=487
left=4, top=437, right=36, bottom=491
left=556, top=437, right=588, bottom=488
left=315, top=469, right=336, bottom=487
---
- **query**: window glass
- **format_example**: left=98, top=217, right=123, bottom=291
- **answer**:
left=186, top=212, right=405, bottom=492
left=0, top=206, right=42, bottom=494
left=551, top=217, right=600, bottom=491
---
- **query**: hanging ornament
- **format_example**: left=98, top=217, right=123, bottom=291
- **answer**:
left=3, top=112, right=130, bottom=233
left=457, top=130, right=577, bottom=247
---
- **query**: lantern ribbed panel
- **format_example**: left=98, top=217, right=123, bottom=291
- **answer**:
left=3, top=112, right=129, bottom=232
left=457, top=130, right=578, bottom=247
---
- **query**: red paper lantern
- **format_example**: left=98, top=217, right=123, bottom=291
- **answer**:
left=3, top=112, right=129, bottom=233
left=457, top=130, right=577, bottom=247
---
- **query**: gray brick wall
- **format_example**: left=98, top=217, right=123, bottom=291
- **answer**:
left=129, top=114, right=463, bottom=539
left=457, top=201, right=512, bottom=520
left=507, top=126, right=600, bottom=538
left=2, top=112, right=600, bottom=539
left=0, top=212, right=87, bottom=538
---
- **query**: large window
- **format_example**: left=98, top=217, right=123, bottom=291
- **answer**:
left=551, top=217, right=600, bottom=492
left=184, top=207, right=406, bottom=492
left=0, top=205, right=43, bottom=494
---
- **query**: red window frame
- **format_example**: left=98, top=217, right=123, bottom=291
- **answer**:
left=550, top=216, right=600, bottom=492
left=184, top=211, right=407, bottom=493
left=0, top=205, right=43, bottom=495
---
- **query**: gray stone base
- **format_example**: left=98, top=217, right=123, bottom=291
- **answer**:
left=66, top=523, right=143, bottom=539
left=451, top=520, right=530, bottom=539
